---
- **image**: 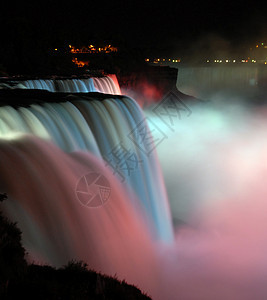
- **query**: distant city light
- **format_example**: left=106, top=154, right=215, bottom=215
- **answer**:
left=72, top=57, right=89, bottom=67
left=144, top=57, right=181, bottom=64
left=144, top=40, right=267, bottom=65
left=69, top=44, right=118, bottom=54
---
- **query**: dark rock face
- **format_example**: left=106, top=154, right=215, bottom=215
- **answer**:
left=0, top=89, right=127, bottom=107
left=0, top=195, right=151, bottom=299
left=117, top=66, right=178, bottom=106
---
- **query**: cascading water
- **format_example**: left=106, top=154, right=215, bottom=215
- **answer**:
left=0, top=135, right=163, bottom=294
left=55, top=78, right=96, bottom=93
left=0, top=94, right=173, bottom=240
left=22, top=79, right=57, bottom=92
left=20, top=75, right=122, bottom=94
left=92, top=74, right=122, bottom=95
left=0, top=89, right=174, bottom=297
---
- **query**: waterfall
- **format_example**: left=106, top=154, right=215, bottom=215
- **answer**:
left=0, top=90, right=175, bottom=296
left=20, top=75, right=121, bottom=94
left=92, top=74, right=121, bottom=94
left=22, top=79, right=57, bottom=92
left=0, top=91, right=173, bottom=253
left=2, top=81, right=267, bottom=299
left=0, top=135, right=162, bottom=294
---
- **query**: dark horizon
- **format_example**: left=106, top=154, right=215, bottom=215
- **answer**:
left=2, top=1, right=267, bottom=46
left=1, top=0, right=267, bottom=74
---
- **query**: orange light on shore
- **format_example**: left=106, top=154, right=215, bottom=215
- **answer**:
left=69, top=44, right=118, bottom=54
left=72, top=57, right=89, bottom=67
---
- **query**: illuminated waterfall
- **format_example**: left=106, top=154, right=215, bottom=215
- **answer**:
left=0, top=91, right=175, bottom=296
left=21, top=75, right=121, bottom=94
left=22, top=79, right=57, bottom=92
left=1, top=82, right=267, bottom=299
left=55, top=78, right=97, bottom=93
left=0, top=93, right=173, bottom=246
left=92, top=74, right=121, bottom=94
left=0, top=134, right=162, bottom=295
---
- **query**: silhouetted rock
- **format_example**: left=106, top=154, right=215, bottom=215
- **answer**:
left=0, top=195, right=151, bottom=299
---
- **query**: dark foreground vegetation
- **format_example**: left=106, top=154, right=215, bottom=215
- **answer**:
left=0, top=194, right=151, bottom=299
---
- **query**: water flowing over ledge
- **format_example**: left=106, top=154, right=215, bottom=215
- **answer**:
left=0, top=74, right=122, bottom=95
left=0, top=88, right=175, bottom=297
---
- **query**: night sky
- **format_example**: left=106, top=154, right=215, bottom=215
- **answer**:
left=1, top=0, right=267, bottom=72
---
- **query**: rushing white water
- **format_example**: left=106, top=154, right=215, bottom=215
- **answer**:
left=93, top=74, right=122, bottom=95
left=20, top=75, right=121, bottom=94
left=22, top=79, right=57, bottom=92
left=0, top=95, right=173, bottom=242
left=0, top=135, right=162, bottom=294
